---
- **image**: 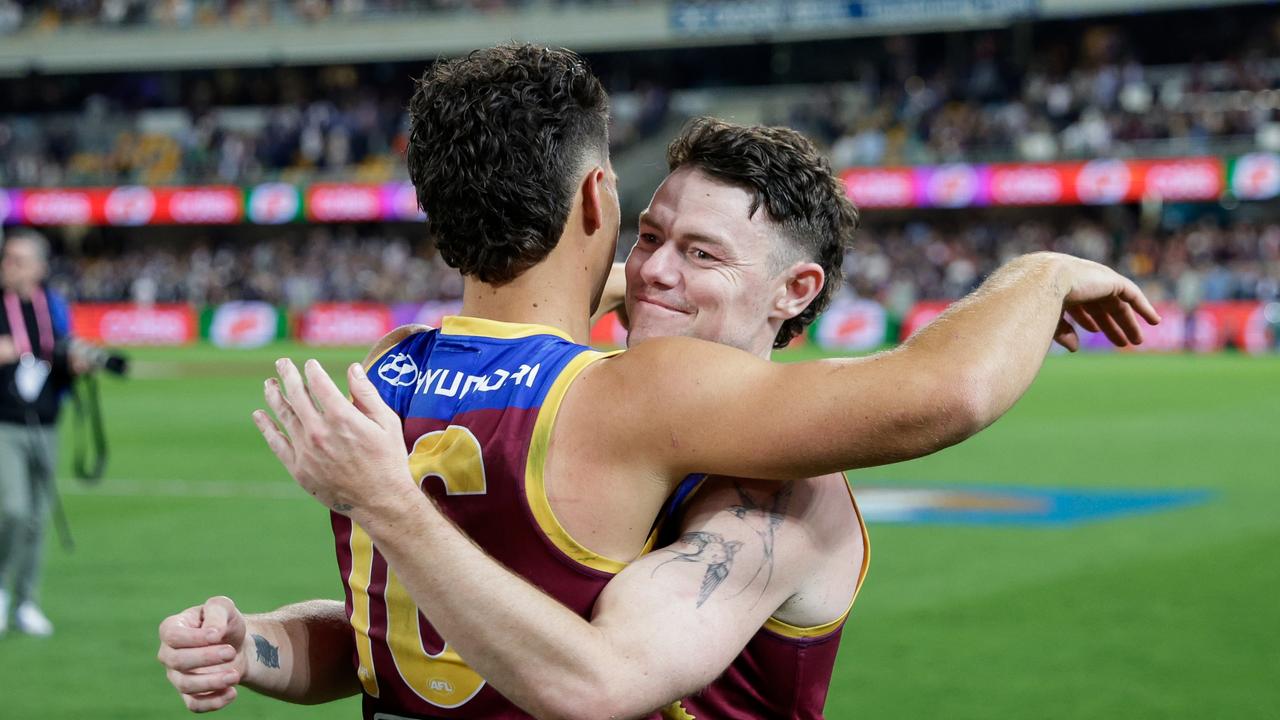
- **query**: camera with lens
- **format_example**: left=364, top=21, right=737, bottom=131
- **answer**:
left=56, top=338, right=129, bottom=376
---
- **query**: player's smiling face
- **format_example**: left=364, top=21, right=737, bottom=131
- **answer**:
left=624, top=166, right=789, bottom=355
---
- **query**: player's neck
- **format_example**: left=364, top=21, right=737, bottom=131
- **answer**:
left=3, top=283, right=35, bottom=300
left=460, top=257, right=595, bottom=344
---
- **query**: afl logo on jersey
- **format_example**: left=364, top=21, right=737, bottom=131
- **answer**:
left=378, top=352, right=420, bottom=387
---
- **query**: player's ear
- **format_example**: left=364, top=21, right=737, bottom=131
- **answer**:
left=579, top=166, right=608, bottom=236
left=772, top=261, right=825, bottom=321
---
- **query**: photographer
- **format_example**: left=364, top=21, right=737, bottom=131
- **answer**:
left=0, top=228, right=89, bottom=637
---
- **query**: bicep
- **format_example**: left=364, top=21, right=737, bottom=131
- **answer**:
left=587, top=478, right=815, bottom=710
left=594, top=337, right=961, bottom=482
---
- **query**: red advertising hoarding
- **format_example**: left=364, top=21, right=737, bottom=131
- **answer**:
left=71, top=304, right=198, bottom=345
left=841, top=157, right=1225, bottom=210
left=305, top=184, right=383, bottom=223
left=298, top=303, right=394, bottom=346
left=18, top=187, right=243, bottom=226
left=0, top=157, right=1246, bottom=228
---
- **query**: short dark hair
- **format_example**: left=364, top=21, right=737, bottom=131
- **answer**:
left=666, top=117, right=860, bottom=348
left=407, top=44, right=610, bottom=285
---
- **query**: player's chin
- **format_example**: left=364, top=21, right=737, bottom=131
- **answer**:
left=626, top=316, right=691, bottom=346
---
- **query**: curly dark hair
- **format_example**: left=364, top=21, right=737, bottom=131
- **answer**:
left=666, top=117, right=861, bottom=348
left=406, top=45, right=609, bottom=284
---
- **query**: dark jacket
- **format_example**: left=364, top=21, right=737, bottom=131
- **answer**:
left=0, top=286, right=73, bottom=426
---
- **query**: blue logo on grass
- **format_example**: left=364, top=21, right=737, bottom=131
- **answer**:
left=853, top=485, right=1212, bottom=526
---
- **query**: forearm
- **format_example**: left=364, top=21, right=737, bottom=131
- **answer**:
left=899, top=252, right=1068, bottom=427
left=356, top=492, right=633, bottom=720
left=240, top=600, right=361, bottom=705
left=589, top=262, right=627, bottom=326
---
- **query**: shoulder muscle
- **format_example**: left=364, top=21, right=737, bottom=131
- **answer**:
left=362, top=324, right=432, bottom=368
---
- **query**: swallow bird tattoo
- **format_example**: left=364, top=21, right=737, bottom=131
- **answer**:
left=652, top=531, right=745, bottom=607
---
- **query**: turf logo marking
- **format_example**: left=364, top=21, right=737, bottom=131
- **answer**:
left=853, top=485, right=1212, bottom=526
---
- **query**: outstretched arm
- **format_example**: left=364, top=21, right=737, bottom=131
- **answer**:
left=569, top=252, right=1161, bottom=483
left=157, top=597, right=359, bottom=712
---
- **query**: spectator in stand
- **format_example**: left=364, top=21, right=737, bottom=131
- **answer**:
left=7, top=10, right=1280, bottom=183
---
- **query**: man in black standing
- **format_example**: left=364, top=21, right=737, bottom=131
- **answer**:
left=0, top=228, right=86, bottom=637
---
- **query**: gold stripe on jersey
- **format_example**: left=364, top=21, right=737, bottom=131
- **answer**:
left=345, top=340, right=407, bottom=698
left=441, top=315, right=574, bottom=342
left=661, top=701, right=697, bottom=719
left=524, top=348, right=654, bottom=574
left=348, top=523, right=381, bottom=697
left=762, top=473, right=870, bottom=640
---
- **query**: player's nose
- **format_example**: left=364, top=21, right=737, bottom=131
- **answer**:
left=638, top=242, right=681, bottom=290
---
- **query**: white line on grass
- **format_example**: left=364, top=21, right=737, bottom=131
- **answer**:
left=59, top=478, right=305, bottom=500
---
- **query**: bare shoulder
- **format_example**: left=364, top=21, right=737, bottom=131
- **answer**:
left=690, top=473, right=861, bottom=627
left=691, top=473, right=858, bottom=542
left=575, top=336, right=775, bottom=421
left=362, top=324, right=433, bottom=367
left=591, top=336, right=768, bottom=379
left=800, top=472, right=862, bottom=543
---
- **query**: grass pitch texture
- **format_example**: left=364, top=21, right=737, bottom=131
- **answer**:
left=1, top=345, right=1274, bottom=718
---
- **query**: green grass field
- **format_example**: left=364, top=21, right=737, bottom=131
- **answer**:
left=1, top=344, right=1276, bottom=719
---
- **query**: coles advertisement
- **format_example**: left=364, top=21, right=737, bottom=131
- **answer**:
left=71, top=304, right=198, bottom=345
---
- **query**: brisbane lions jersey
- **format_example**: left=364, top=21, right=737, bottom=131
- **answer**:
left=657, top=475, right=870, bottom=720
left=332, top=316, right=643, bottom=719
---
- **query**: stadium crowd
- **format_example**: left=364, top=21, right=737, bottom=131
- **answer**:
left=0, top=66, right=670, bottom=187
left=3, top=10, right=1279, bottom=185
left=846, top=217, right=1280, bottom=317
left=50, top=227, right=461, bottom=306
left=780, top=24, right=1280, bottom=166
left=41, top=217, right=1280, bottom=312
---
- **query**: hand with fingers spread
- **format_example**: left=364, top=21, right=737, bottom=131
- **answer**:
left=156, top=596, right=247, bottom=713
left=1048, top=254, right=1162, bottom=352
left=253, top=358, right=418, bottom=521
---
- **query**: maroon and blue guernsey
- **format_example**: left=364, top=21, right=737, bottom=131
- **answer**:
left=656, top=475, right=870, bottom=720
left=332, top=316, right=639, bottom=719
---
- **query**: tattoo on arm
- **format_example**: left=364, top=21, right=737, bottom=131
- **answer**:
left=726, top=482, right=791, bottom=603
left=651, top=532, right=743, bottom=607
left=252, top=633, right=281, bottom=669
left=651, top=483, right=793, bottom=609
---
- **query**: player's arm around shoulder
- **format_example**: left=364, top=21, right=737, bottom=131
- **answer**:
left=566, top=335, right=972, bottom=486
left=554, top=473, right=849, bottom=718
left=589, top=262, right=628, bottom=327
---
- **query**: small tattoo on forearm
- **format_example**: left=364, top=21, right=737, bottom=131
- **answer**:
left=332, top=502, right=354, bottom=512
left=652, top=531, right=743, bottom=607
left=252, top=634, right=280, bottom=669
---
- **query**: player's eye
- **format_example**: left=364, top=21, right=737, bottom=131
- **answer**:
left=691, top=248, right=716, bottom=262
left=637, top=232, right=659, bottom=246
